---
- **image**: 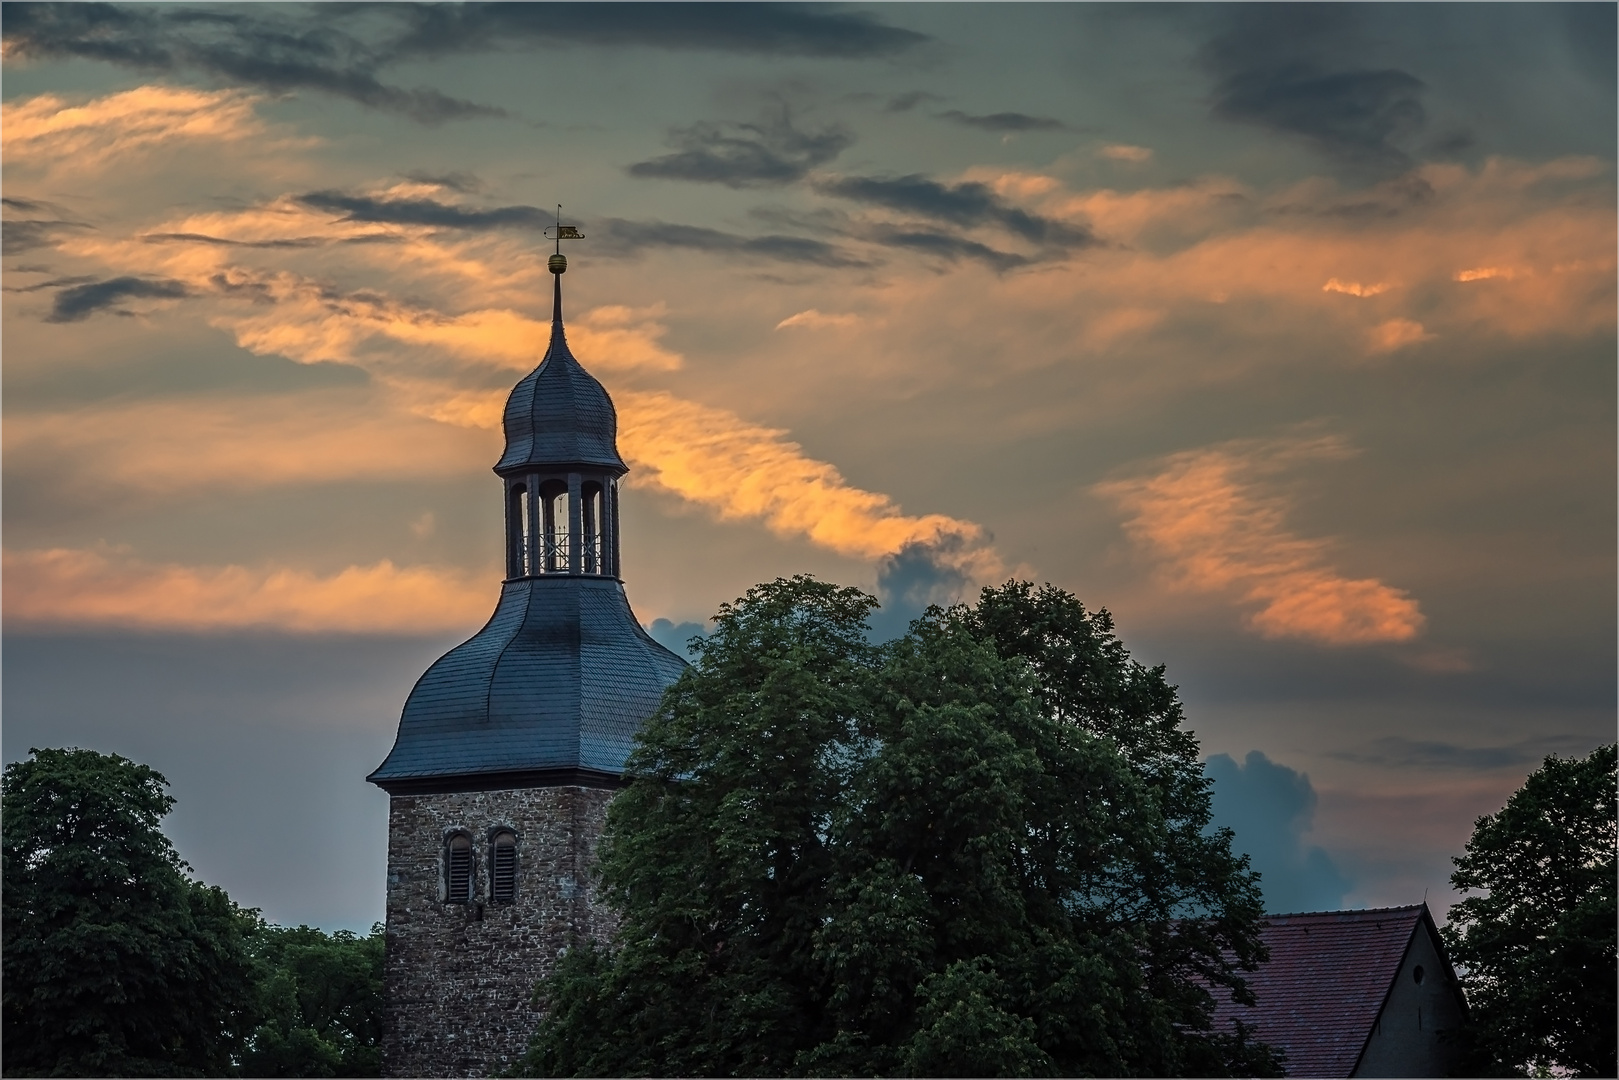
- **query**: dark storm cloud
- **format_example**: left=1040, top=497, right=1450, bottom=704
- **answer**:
left=401, top=170, right=484, bottom=194
left=45, top=276, right=190, bottom=323
left=2, top=197, right=56, bottom=214
left=594, top=218, right=867, bottom=268
left=936, top=109, right=1067, bottom=133
left=295, top=190, right=550, bottom=230
left=627, top=113, right=853, bottom=189
left=646, top=619, right=708, bottom=657
left=0, top=2, right=503, bottom=124
left=1199, top=6, right=1428, bottom=171
left=386, top=3, right=927, bottom=60
left=813, top=174, right=1095, bottom=248
left=3, top=219, right=84, bottom=253
left=865, top=226, right=1030, bottom=272
left=1205, top=750, right=1352, bottom=914
left=2, top=197, right=91, bottom=253
left=1213, top=67, right=1425, bottom=167
left=869, top=539, right=976, bottom=641
left=1, top=2, right=922, bottom=125
left=141, top=232, right=325, bottom=250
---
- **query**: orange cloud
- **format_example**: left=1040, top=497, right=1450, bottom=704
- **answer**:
left=1454, top=266, right=1518, bottom=282
left=3, top=546, right=490, bottom=633
left=616, top=389, right=1002, bottom=579
left=1024, top=156, right=1615, bottom=345
left=1099, top=144, right=1153, bottom=163
left=17, top=148, right=1604, bottom=619
left=62, top=189, right=554, bottom=316
left=1094, top=438, right=1424, bottom=645
left=775, top=309, right=862, bottom=330
left=222, top=291, right=678, bottom=374
left=48, top=214, right=682, bottom=383
left=964, top=169, right=1063, bottom=200
left=1368, top=318, right=1435, bottom=352
left=17, top=192, right=1000, bottom=580
left=3, top=393, right=494, bottom=496
left=1, top=86, right=296, bottom=178
left=1051, top=176, right=1249, bottom=245
left=1323, top=278, right=1392, bottom=297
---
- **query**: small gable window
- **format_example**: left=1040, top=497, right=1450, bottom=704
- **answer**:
left=445, top=833, right=474, bottom=903
left=1412, top=964, right=1425, bottom=985
left=490, top=830, right=518, bottom=903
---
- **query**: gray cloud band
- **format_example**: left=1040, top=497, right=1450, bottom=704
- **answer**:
left=44, top=277, right=190, bottom=323
left=1197, top=6, right=1432, bottom=172
left=1, top=2, right=924, bottom=125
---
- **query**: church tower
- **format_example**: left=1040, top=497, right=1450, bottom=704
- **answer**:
left=367, top=241, right=686, bottom=1077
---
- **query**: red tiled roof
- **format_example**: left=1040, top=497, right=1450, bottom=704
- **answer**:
left=1211, top=905, right=1425, bottom=1079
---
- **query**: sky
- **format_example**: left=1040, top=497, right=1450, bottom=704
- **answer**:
left=3, top=2, right=1614, bottom=932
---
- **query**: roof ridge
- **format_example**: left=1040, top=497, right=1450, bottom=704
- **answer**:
left=1265, top=904, right=1425, bottom=919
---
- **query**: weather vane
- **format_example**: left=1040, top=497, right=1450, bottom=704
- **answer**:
left=545, top=204, right=582, bottom=274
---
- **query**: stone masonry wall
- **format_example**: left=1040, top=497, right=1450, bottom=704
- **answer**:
left=382, top=785, right=617, bottom=1078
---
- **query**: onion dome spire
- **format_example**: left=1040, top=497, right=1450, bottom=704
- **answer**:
left=495, top=211, right=622, bottom=473
left=368, top=209, right=684, bottom=793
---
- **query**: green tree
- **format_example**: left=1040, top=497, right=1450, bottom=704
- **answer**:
left=965, top=580, right=1274, bottom=1043
left=1441, top=743, right=1617, bottom=1078
left=241, top=923, right=385, bottom=1077
left=518, top=577, right=1280, bottom=1077
left=2, top=747, right=259, bottom=1077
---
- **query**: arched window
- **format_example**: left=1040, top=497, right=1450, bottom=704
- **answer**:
left=581, top=482, right=603, bottom=574
left=539, top=480, right=570, bottom=572
left=490, top=829, right=518, bottom=903
left=445, top=833, right=474, bottom=903
left=508, top=483, right=531, bottom=578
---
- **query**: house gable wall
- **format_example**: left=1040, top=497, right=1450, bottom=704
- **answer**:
left=1352, top=920, right=1466, bottom=1078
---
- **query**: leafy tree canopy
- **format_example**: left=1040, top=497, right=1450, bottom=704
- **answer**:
left=519, top=577, right=1280, bottom=1077
left=1441, top=743, right=1617, bottom=1078
left=2, top=747, right=259, bottom=1077
left=242, top=923, right=385, bottom=1077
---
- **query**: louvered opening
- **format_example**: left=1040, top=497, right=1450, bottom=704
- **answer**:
left=446, top=835, right=473, bottom=903
left=491, top=832, right=518, bottom=903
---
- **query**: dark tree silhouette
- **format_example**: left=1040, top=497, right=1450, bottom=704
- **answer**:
left=2, top=747, right=259, bottom=1077
left=518, top=577, right=1280, bottom=1077
left=1442, top=743, right=1617, bottom=1078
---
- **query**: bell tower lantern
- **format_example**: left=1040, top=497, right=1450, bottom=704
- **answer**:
left=496, top=256, right=626, bottom=583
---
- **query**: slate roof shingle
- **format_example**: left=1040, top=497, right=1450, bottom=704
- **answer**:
left=367, top=576, right=685, bottom=787
left=1210, top=905, right=1427, bottom=1078
left=496, top=284, right=626, bottom=473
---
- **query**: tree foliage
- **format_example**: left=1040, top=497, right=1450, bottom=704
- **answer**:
left=242, top=923, right=385, bottom=1077
left=518, top=577, right=1280, bottom=1077
left=2, top=747, right=385, bottom=1078
left=1441, top=743, right=1617, bottom=1078
left=2, top=747, right=259, bottom=1077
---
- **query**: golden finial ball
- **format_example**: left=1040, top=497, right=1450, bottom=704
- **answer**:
left=548, top=253, right=568, bottom=274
